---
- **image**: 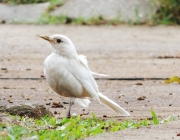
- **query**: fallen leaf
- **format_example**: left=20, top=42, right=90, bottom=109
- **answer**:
left=135, top=82, right=143, bottom=85
left=52, top=102, right=63, bottom=108
left=165, top=76, right=180, bottom=84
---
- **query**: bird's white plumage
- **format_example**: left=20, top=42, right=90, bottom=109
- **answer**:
left=41, top=34, right=130, bottom=116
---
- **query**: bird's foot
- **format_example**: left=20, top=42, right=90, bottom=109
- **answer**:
left=66, top=112, right=71, bottom=118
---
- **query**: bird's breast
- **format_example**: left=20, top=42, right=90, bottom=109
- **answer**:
left=43, top=53, right=86, bottom=98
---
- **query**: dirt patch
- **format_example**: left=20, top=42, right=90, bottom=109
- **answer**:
left=0, top=104, right=52, bottom=119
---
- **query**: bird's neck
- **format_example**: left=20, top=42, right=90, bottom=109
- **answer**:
left=53, top=47, right=78, bottom=59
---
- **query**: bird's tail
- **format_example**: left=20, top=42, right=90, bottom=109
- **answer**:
left=98, top=92, right=130, bottom=116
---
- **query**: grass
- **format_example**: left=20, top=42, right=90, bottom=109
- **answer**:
left=0, top=111, right=177, bottom=140
left=1, top=0, right=63, bottom=10
left=38, top=14, right=122, bottom=25
left=152, top=0, right=180, bottom=25
left=46, top=0, right=63, bottom=12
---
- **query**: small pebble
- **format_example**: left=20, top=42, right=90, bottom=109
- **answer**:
left=135, top=82, right=143, bottom=85
left=169, top=93, right=172, bottom=95
left=119, top=94, right=124, bottom=97
left=8, top=99, right=13, bottom=103
left=137, top=96, right=146, bottom=100
left=1, top=20, right=6, bottom=24
left=41, top=75, right=45, bottom=77
left=103, top=115, right=107, bottom=118
left=1, top=68, right=7, bottom=70
left=177, top=133, right=180, bottom=136
left=54, top=111, right=57, bottom=114
left=63, top=102, right=69, bottom=104
left=46, top=102, right=51, bottom=105
left=83, top=112, right=89, bottom=115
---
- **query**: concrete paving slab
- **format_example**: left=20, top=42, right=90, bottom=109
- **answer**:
left=0, top=3, right=49, bottom=23
left=50, top=0, right=156, bottom=22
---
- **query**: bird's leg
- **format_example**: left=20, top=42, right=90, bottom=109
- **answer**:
left=66, top=98, right=75, bottom=118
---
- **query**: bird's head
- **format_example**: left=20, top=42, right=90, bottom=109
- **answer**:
left=39, top=34, right=77, bottom=57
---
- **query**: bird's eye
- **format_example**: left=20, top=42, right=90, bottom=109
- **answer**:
left=57, top=39, right=62, bottom=43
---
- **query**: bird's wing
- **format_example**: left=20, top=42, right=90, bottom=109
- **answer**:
left=63, top=55, right=101, bottom=102
left=78, top=55, right=109, bottom=76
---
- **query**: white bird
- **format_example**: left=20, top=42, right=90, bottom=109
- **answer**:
left=39, top=34, right=130, bottom=118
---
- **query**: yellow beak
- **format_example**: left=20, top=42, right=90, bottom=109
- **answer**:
left=39, top=35, right=54, bottom=44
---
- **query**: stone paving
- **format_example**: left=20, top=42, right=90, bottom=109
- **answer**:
left=0, top=0, right=156, bottom=23
left=0, top=25, right=180, bottom=139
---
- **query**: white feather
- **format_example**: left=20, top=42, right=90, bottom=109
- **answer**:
left=75, top=98, right=91, bottom=107
left=78, top=55, right=109, bottom=76
left=98, top=92, right=130, bottom=116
